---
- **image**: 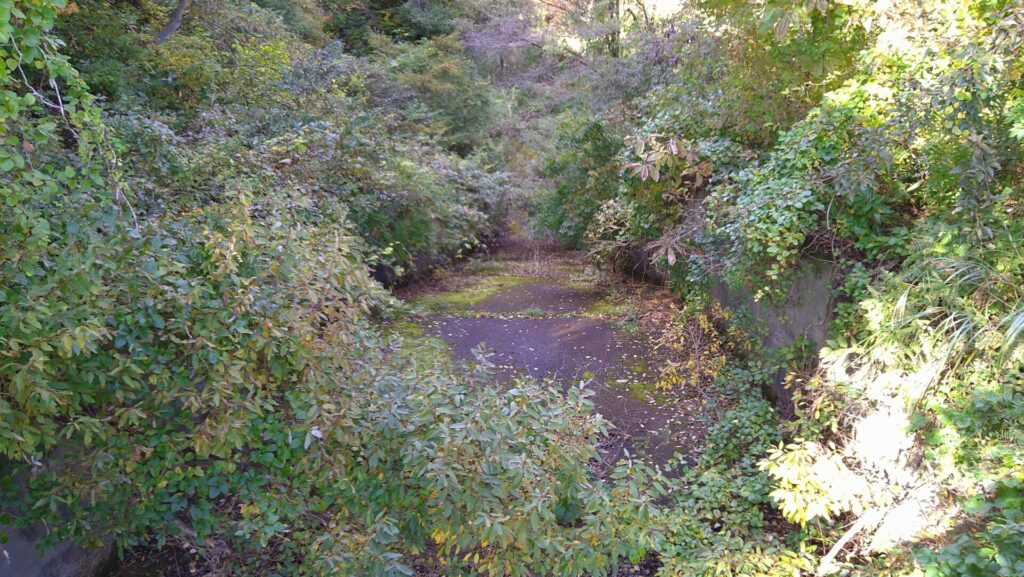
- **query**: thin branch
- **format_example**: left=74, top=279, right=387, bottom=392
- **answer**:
left=815, top=507, right=886, bottom=576
left=11, top=42, right=71, bottom=121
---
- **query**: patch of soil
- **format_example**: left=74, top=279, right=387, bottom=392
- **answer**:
left=101, top=545, right=200, bottom=577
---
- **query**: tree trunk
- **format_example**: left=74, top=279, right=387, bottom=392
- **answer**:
left=153, top=0, right=188, bottom=45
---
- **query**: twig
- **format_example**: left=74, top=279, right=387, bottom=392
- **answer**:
left=815, top=507, right=886, bottom=576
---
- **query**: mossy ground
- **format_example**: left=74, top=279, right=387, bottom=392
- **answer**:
left=408, top=252, right=639, bottom=321
left=409, top=274, right=538, bottom=314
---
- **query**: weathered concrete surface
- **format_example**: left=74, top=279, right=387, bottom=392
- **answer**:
left=0, top=523, right=112, bottom=577
left=419, top=276, right=706, bottom=465
left=711, top=257, right=837, bottom=411
left=475, top=281, right=604, bottom=315
left=424, top=316, right=645, bottom=380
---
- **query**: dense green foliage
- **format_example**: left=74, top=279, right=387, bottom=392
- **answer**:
left=532, top=0, right=1024, bottom=575
left=3, top=0, right=1024, bottom=575
left=59, top=0, right=505, bottom=274
left=538, top=113, right=623, bottom=246
left=1, top=1, right=641, bottom=575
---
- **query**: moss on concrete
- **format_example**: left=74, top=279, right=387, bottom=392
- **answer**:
left=410, top=275, right=537, bottom=314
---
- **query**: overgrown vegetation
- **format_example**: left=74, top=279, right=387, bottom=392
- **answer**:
left=2, top=0, right=1023, bottom=576
left=0, top=0, right=625, bottom=574
left=527, top=0, right=1024, bottom=575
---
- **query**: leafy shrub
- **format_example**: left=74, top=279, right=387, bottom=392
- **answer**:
left=653, top=364, right=806, bottom=577
left=917, top=472, right=1024, bottom=577
left=0, top=190, right=655, bottom=571
left=54, top=0, right=151, bottom=102
left=539, top=113, right=623, bottom=246
left=0, top=4, right=653, bottom=575
left=393, top=0, right=460, bottom=38
left=656, top=302, right=750, bottom=391
left=636, top=3, right=862, bottom=149
left=325, top=0, right=461, bottom=46
left=378, top=34, right=495, bottom=155
left=705, top=83, right=902, bottom=295
left=760, top=440, right=870, bottom=527
left=584, top=197, right=647, bottom=270
left=252, top=0, right=326, bottom=42
left=325, top=8, right=374, bottom=54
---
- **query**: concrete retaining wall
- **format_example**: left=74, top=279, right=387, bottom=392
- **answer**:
left=1, top=460, right=113, bottom=577
left=0, top=524, right=112, bottom=577
left=711, top=257, right=837, bottom=413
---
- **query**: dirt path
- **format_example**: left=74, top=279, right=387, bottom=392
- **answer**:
left=404, top=248, right=706, bottom=466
